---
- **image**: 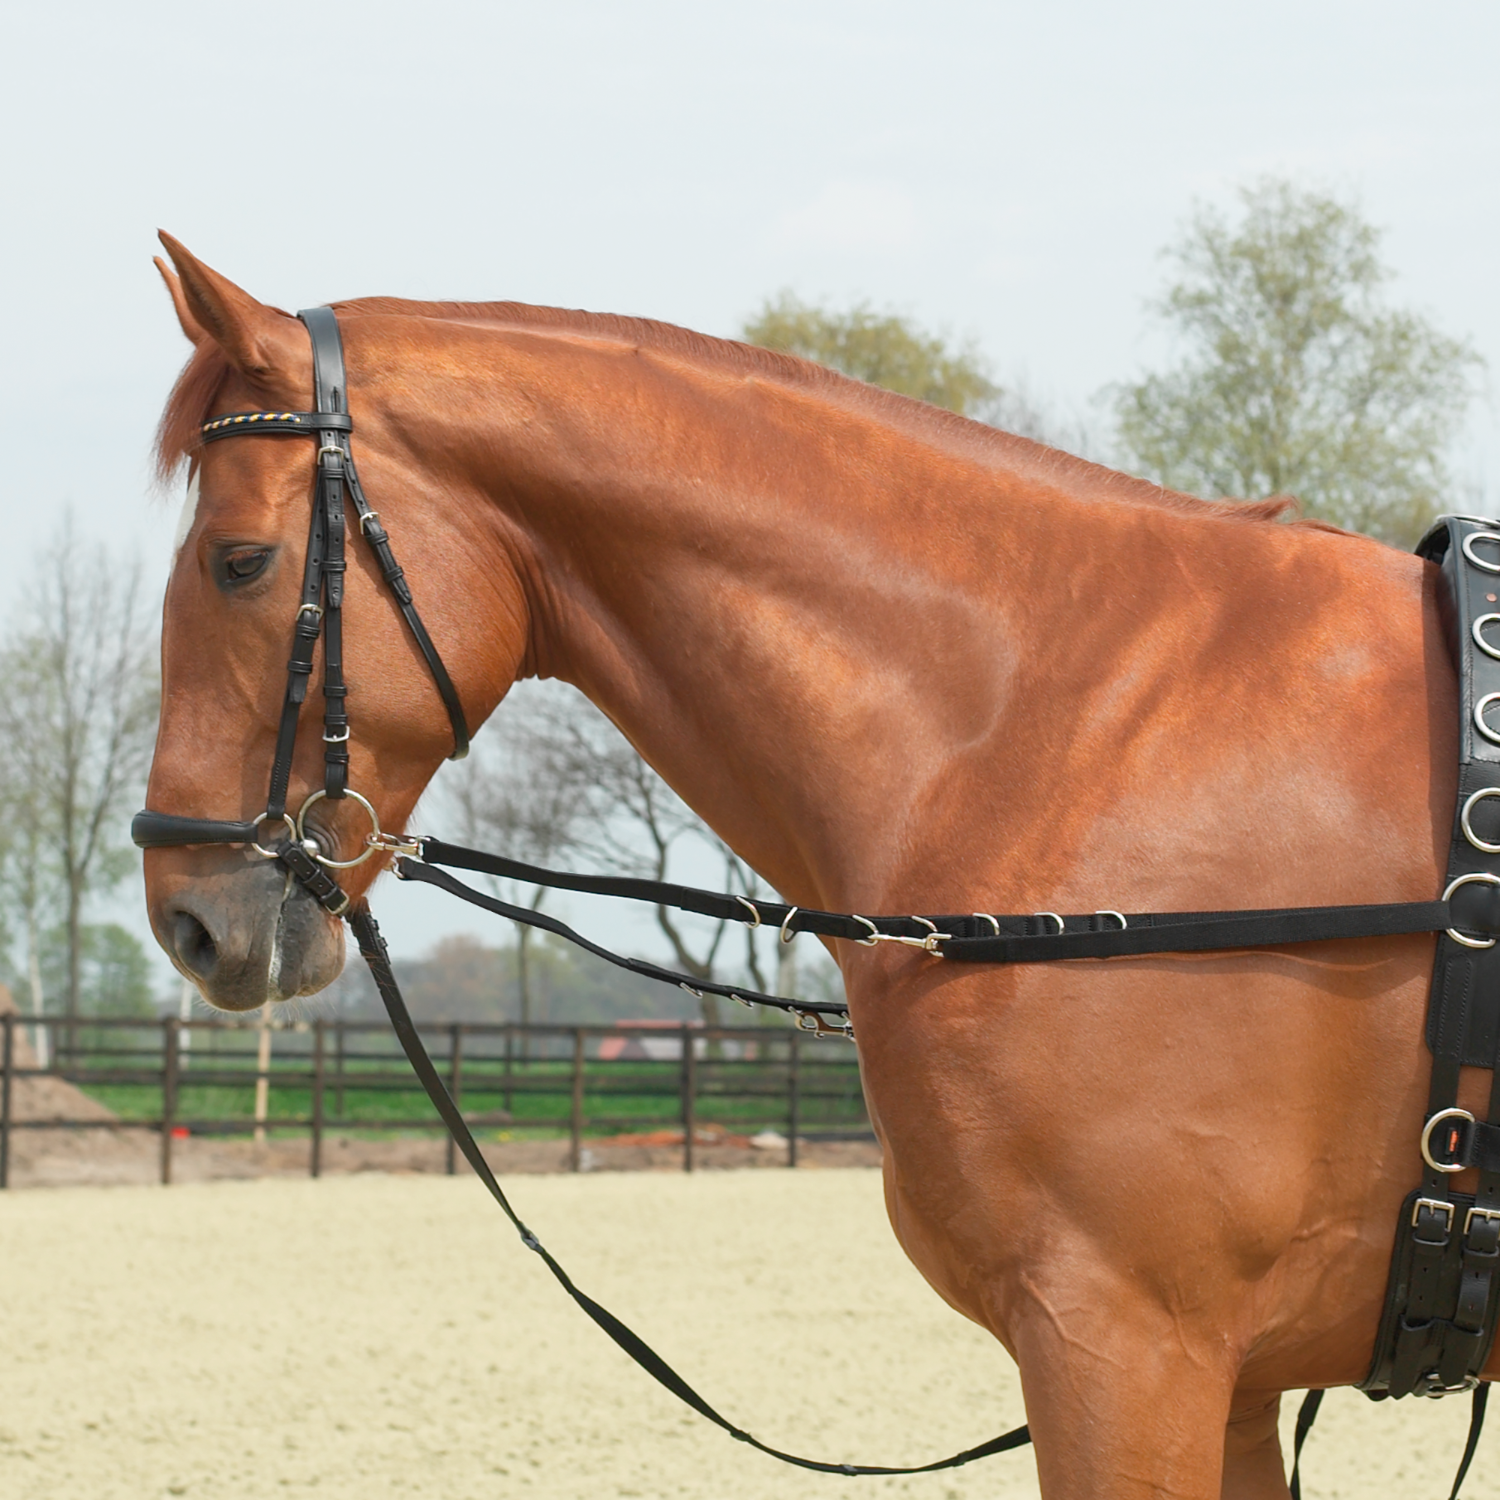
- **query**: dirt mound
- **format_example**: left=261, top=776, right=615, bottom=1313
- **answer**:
left=0, top=985, right=115, bottom=1124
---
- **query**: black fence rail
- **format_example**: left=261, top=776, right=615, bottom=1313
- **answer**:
left=0, top=1013, right=871, bottom=1187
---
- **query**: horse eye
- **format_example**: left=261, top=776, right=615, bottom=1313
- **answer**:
left=222, top=549, right=270, bottom=583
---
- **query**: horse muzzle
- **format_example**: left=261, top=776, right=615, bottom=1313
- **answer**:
left=150, top=853, right=345, bottom=1011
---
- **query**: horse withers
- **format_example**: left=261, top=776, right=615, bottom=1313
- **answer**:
left=140, top=234, right=1474, bottom=1499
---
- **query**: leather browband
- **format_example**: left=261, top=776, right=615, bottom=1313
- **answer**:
left=200, top=411, right=353, bottom=441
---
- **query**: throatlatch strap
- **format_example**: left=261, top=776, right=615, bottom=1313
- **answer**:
left=348, top=904, right=1031, bottom=1477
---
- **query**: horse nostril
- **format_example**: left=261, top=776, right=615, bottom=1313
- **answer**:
left=171, top=908, right=218, bottom=979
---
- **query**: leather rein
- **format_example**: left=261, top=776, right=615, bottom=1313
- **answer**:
left=132, top=307, right=1500, bottom=1488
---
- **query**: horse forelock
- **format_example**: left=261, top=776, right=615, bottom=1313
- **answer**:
left=154, top=296, right=1302, bottom=529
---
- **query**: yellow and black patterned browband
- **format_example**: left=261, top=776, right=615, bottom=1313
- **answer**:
left=200, top=410, right=354, bottom=443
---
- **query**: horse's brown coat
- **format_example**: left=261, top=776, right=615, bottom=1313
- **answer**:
left=142, top=234, right=1482, bottom=1498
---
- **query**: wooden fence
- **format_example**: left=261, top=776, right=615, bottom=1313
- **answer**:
left=0, top=1013, right=870, bottom=1187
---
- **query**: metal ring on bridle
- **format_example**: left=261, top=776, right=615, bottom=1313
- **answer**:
left=1421, top=1107, right=1476, bottom=1175
left=1474, top=615, right=1500, bottom=662
left=1461, top=788, right=1500, bottom=854
left=1476, top=693, right=1500, bottom=746
left=1462, top=532, right=1500, bottom=573
left=249, top=812, right=297, bottom=859
left=296, top=788, right=384, bottom=869
left=1442, top=872, right=1500, bottom=949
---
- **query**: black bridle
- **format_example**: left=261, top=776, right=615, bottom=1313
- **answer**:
left=131, top=307, right=469, bottom=916
left=131, top=306, right=1500, bottom=1490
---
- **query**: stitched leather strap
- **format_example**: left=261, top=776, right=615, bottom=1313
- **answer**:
left=349, top=902, right=1032, bottom=1476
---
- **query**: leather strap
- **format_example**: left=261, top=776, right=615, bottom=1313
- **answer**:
left=348, top=902, right=1032, bottom=1476
left=200, top=411, right=352, bottom=441
left=1362, top=515, right=1500, bottom=1399
left=131, top=812, right=259, bottom=848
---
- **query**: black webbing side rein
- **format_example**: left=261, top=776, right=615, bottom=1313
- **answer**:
left=133, top=307, right=1499, bottom=1488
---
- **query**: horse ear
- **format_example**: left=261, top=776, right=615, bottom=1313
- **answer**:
left=153, top=256, right=207, bottom=345
left=156, top=232, right=306, bottom=392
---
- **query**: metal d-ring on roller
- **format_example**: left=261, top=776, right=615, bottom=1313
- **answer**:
left=1475, top=692, right=1500, bottom=745
left=1473, top=614, right=1500, bottom=661
left=1461, top=788, right=1500, bottom=854
left=1421, top=1108, right=1477, bottom=1175
left=1443, top=871, right=1500, bottom=950
left=1462, top=531, right=1500, bottom=572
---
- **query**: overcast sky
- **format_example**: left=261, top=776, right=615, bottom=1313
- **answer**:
left=4, top=0, right=1498, bottom=971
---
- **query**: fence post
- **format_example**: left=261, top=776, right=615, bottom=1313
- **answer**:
left=310, top=1019, right=325, bottom=1179
left=503, top=1025, right=513, bottom=1115
left=787, top=1028, right=800, bottom=1169
left=1, top=1013, right=13, bottom=1191
left=334, top=1019, right=346, bottom=1118
left=160, top=1016, right=180, bottom=1186
left=445, top=1023, right=464, bottom=1176
left=682, top=1023, right=696, bottom=1174
left=569, top=1028, right=585, bottom=1172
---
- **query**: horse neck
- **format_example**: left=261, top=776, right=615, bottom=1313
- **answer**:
left=435, top=327, right=1064, bottom=912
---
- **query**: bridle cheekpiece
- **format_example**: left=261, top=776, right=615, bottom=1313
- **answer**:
left=131, top=307, right=470, bottom=916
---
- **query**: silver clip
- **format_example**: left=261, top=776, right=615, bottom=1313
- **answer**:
left=848, top=914, right=952, bottom=954
left=365, top=830, right=425, bottom=860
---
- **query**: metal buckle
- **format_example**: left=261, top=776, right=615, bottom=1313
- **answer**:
left=358, top=511, right=381, bottom=535
left=1420, top=1109, right=1475, bottom=1174
left=1421, top=1374, right=1480, bottom=1398
left=1414, top=1196, right=1456, bottom=1232
left=1465, top=1205, right=1500, bottom=1239
left=296, top=602, right=324, bottom=623
left=321, top=727, right=351, bottom=744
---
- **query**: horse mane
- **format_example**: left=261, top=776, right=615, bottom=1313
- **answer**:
left=154, top=299, right=1298, bottom=527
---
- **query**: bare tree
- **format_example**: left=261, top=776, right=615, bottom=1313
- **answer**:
left=440, top=683, right=798, bottom=1029
left=0, top=520, right=159, bottom=1061
left=442, top=686, right=590, bottom=1032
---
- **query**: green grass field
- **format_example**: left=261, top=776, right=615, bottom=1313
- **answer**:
left=65, top=1041, right=871, bottom=1139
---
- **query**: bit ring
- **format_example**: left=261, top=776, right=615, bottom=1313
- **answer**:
left=296, top=788, right=383, bottom=868
left=249, top=812, right=297, bottom=859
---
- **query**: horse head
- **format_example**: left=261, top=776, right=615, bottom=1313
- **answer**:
left=143, top=237, right=524, bottom=1010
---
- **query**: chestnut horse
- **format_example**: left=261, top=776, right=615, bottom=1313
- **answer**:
left=142, top=235, right=1472, bottom=1499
